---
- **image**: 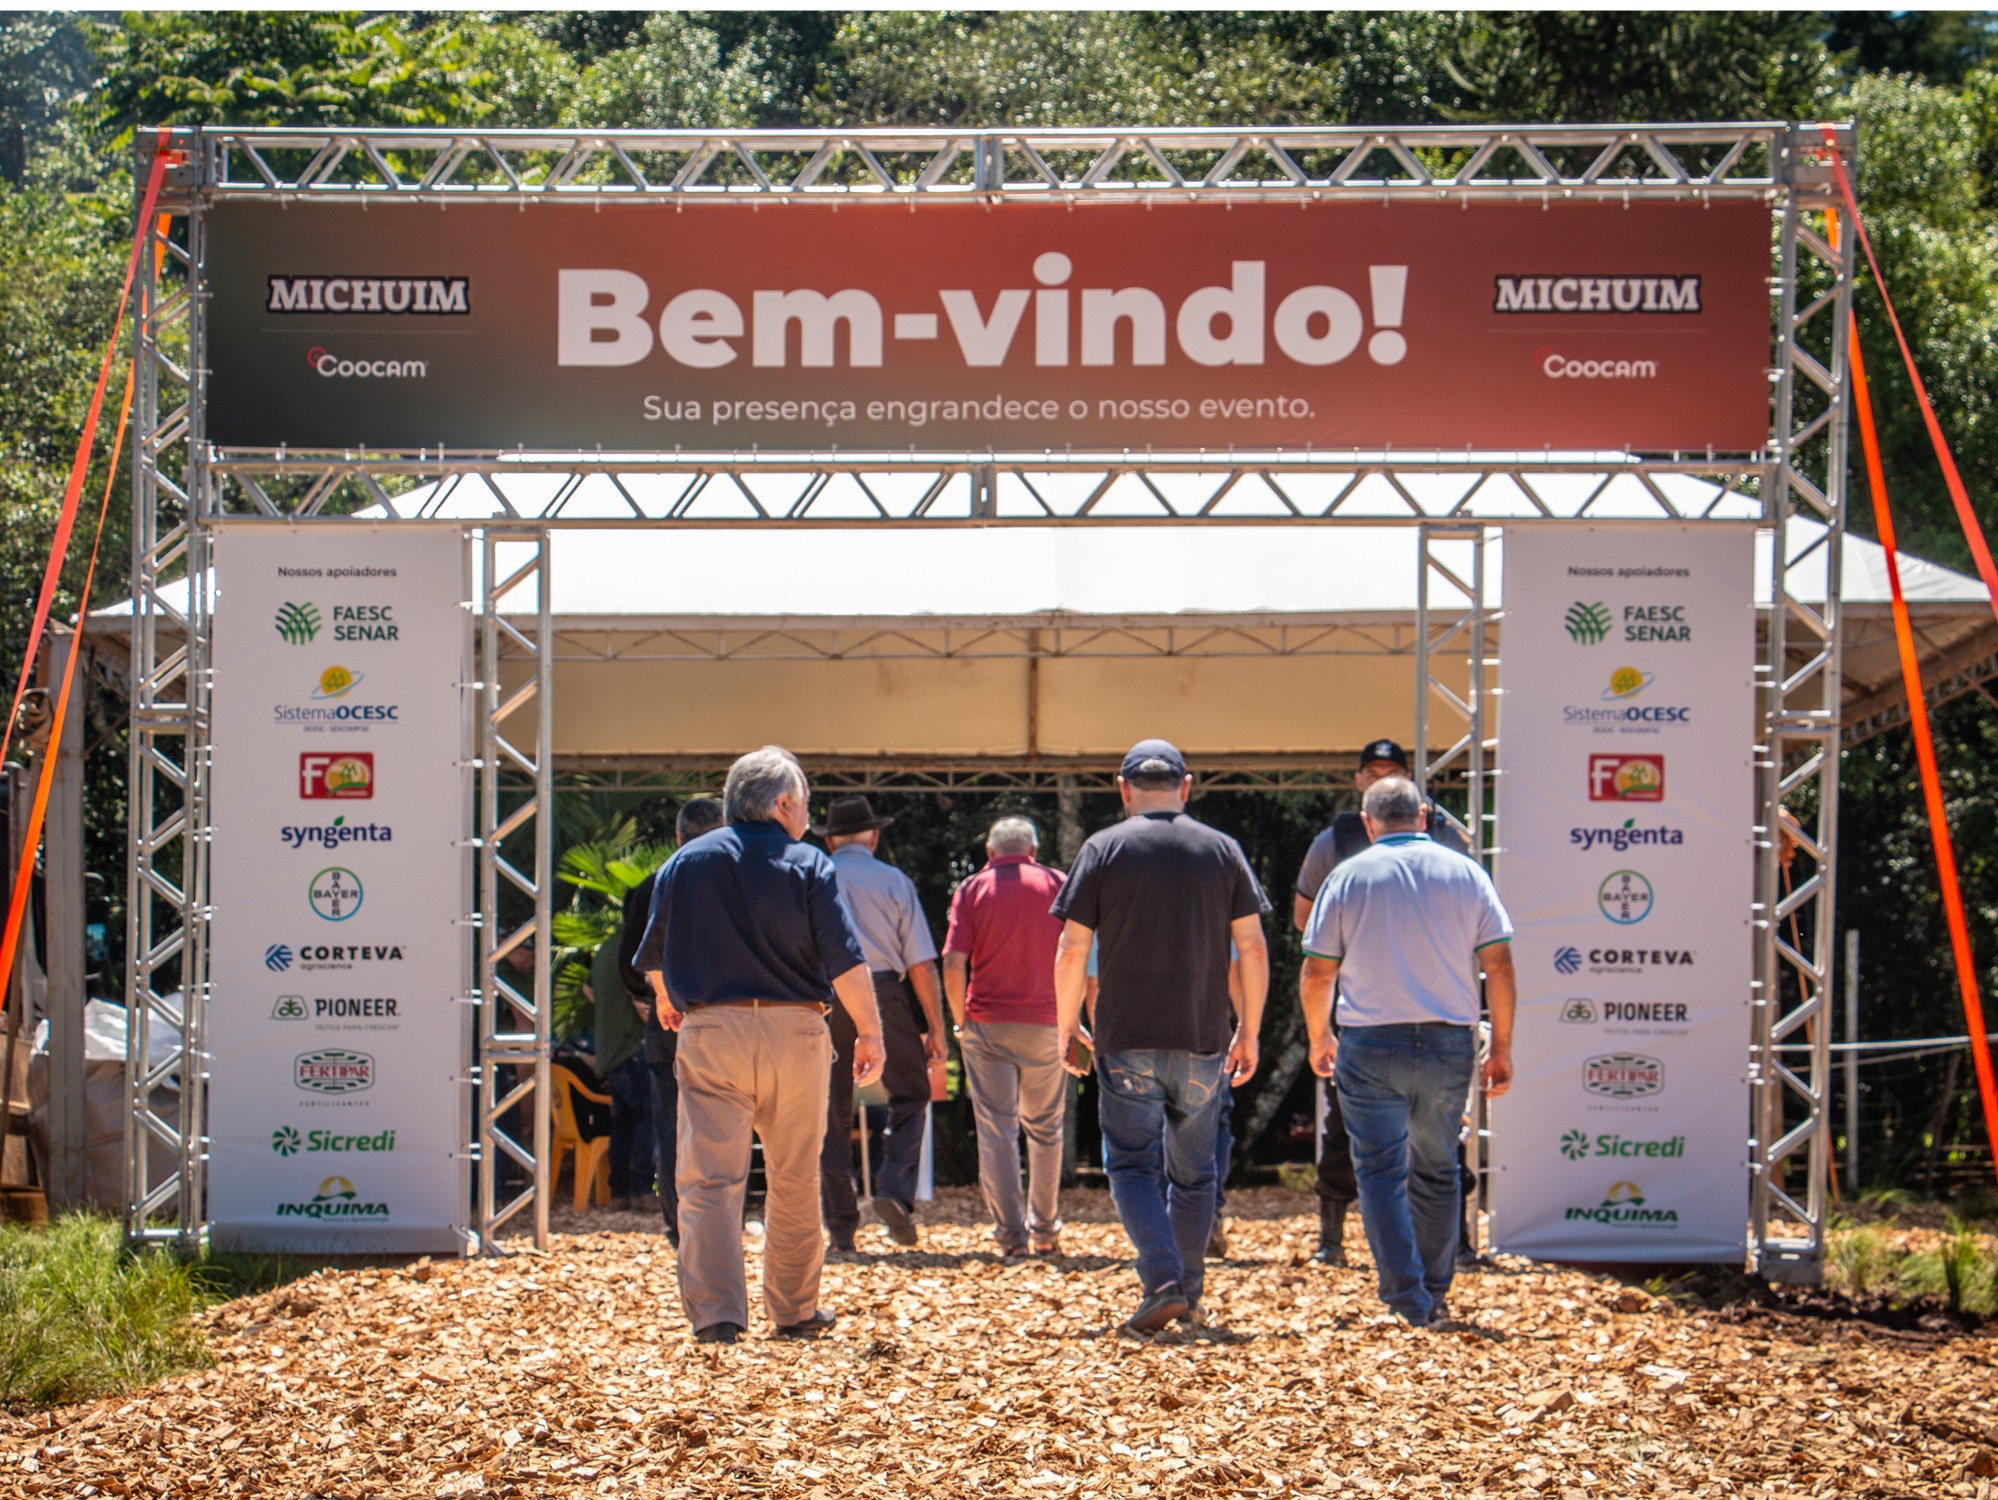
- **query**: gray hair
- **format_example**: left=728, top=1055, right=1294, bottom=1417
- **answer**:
left=1362, top=775, right=1424, bottom=829
left=723, top=746, right=806, bottom=825
left=987, top=816, right=1039, bottom=856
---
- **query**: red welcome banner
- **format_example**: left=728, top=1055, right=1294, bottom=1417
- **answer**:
left=206, top=198, right=1773, bottom=453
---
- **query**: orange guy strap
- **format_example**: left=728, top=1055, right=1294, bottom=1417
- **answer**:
left=0, top=136, right=171, bottom=772
left=1821, top=128, right=1998, bottom=627
left=1847, top=309, right=1998, bottom=1186
left=0, top=365, right=136, bottom=1013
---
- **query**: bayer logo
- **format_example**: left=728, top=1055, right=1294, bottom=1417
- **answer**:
left=1554, top=946, right=1583, bottom=975
left=1597, top=870, right=1654, bottom=925
left=309, top=868, right=364, bottom=921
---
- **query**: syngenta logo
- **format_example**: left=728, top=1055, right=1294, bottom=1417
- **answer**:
left=295, top=1049, right=374, bottom=1094
left=1569, top=819, right=1684, bottom=853
left=275, top=601, right=321, bottom=644
left=281, top=817, right=393, bottom=851
left=268, top=276, right=468, bottom=315
left=1584, top=1053, right=1664, bottom=1098
left=1563, top=1181, right=1680, bottom=1229
left=276, top=1174, right=390, bottom=1220
left=1561, top=1130, right=1685, bottom=1162
left=1565, top=601, right=1612, bottom=645
left=272, top=1126, right=396, bottom=1156
left=558, top=260, right=1416, bottom=372
left=306, top=347, right=428, bottom=380
left=1496, top=276, right=1701, bottom=314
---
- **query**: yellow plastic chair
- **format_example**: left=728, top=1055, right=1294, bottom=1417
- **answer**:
left=550, top=1063, right=614, bottom=1211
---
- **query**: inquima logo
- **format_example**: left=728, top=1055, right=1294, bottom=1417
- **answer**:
left=1563, top=1181, right=1681, bottom=1229
left=275, top=1174, right=390, bottom=1221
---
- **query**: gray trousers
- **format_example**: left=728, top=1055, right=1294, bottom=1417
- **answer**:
left=674, top=1003, right=831, bottom=1332
left=958, top=1020, right=1067, bottom=1248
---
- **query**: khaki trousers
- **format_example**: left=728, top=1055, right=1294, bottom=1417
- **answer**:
left=958, top=1020, right=1067, bottom=1250
left=674, top=1003, right=833, bottom=1332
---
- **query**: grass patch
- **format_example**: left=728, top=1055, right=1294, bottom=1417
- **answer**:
left=1825, top=1212, right=1998, bottom=1316
left=0, top=1214, right=332, bottom=1409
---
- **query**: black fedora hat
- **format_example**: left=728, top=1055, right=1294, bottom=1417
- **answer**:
left=813, top=794, right=895, bottom=838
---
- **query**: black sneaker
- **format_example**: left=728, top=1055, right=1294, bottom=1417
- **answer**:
left=874, top=1198, right=920, bottom=1247
left=1121, top=1284, right=1190, bottom=1338
left=694, top=1322, right=743, bottom=1345
left=829, top=1231, right=857, bottom=1254
left=777, top=1310, right=837, bottom=1339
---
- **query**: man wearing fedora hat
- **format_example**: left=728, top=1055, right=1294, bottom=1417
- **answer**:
left=817, top=794, right=947, bottom=1250
left=1293, top=738, right=1471, bottom=1268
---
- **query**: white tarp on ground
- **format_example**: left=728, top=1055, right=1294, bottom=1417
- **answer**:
left=1490, top=526, right=1756, bottom=1262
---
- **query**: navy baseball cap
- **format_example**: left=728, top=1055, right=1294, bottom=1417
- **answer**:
left=1120, top=739, right=1188, bottom=780
left=1360, top=738, right=1410, bottom=771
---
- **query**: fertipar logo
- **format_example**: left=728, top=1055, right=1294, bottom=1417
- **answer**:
left=1598, top=870, right=1655, bottom=925
left=1561, top=1130, right=1686, bottom=1162
left=267, top=275, right=469, bottom=315
left=1584, top=1053, right=1664, bottom=1098
left=1565, top=601, right=1612, bottom=645
left=1563, top=1181, right=1680, bottom=1230
left=272, top=1126, right=396, bottom=1156
left=1494, top=276, right=1701, bottom=314
left=275, top=1175, right=391, bottom=1221
left=1570, top=818, right=1684, bottom=854
left=275, top=601, right=321, bottom=645
left=295, top=1049, right=374, bottom=1094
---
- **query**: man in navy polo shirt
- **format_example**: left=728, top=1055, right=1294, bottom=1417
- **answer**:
left=637, top=747, right=886, bottom=1345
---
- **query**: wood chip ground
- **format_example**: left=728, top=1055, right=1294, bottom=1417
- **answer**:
left=1, top=1189, right=1993, bottom=1498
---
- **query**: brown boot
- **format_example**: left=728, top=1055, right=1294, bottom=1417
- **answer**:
left=1312, top=1200, right=1350, bottom=1267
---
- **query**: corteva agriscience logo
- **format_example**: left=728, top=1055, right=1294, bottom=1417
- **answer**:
left=1559, top=946, right=1695, bottom=977
left=275, top=1174, right=390, bottom=1221
left=275, top=601, right=321, bottom=644
left=267, top=275, right=469, bottom=315
left=1565, top=601, right=1612, bottom=645
left=268, top=942, right=406, bottom=973
left=1494, top=276, right=1701, bottom=314
left=1563, top=1181, right=1680, bottom=1230
left=295, top=1049, right=374, bottom=1094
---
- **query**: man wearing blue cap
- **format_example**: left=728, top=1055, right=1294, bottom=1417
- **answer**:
left=1052, top=739, right=1271, bottom=1337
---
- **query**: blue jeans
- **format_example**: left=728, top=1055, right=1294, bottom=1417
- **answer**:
left=1335, top=1023, right=1476, bottom=1324
left=605, top=1054, right=656, bottom=1202
left=1096, top=1049, right=1226, bottom=1302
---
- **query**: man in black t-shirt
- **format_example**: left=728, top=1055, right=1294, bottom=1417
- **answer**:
left=1053, top=739, right=1271, bottom=1337
left=1293, top=738, right=1471, bottom=1266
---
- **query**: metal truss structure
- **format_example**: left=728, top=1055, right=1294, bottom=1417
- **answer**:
left=127, top=121, right=1853, bottom=1275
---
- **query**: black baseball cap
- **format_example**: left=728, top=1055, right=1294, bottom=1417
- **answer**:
left=1120, top=738, right=1188, bottom=780
left=1360, top=738, right=1410, bottom=771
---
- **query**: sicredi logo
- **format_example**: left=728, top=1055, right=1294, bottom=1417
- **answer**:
left=557, top=258, right=1415, bottom=372
left=308, top=868, right=364, bottom=921
left=1597, top=870, right=1654, bottom=924
left=1560, top=1130, right=1686, bottom=1162
left=274, top=1174, right=390, bottom=1221
left=268, top=276, right=469, bottom=315
left=300, top=752, right=374, bottom=799
left=282, top=817, right=392, bottom=851
left=1584, top=1053, right=1664, bottom=1098
left=1589, top=754, right=1665, bottom=801
left=295, top=1049, right=374, bottom=1094
left=272, top=1126, right=396, bottom=1156
left=1569, top=819, right=1684, bottom=854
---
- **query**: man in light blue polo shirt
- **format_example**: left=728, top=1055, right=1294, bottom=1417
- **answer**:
left=1299, top=776, right=1516, bottom=1327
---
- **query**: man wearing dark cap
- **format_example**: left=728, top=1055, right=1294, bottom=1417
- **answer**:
left=1292, top=738, right=1470, bottom=1267
left=1053, top=739, right=1271, bottom=1336
left=817, top=794, right=946, bottom=1251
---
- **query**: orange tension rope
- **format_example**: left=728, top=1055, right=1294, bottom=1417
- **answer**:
left=1846, top=288, right=1998, bottom=1187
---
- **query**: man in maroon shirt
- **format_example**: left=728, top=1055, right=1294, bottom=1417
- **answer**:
left=942, top=816, right=1069, bottom=1256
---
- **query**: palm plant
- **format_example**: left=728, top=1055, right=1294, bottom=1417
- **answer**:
left=549, top=816, right=673, bottom=1042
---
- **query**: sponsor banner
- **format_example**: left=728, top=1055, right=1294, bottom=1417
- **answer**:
left=208, top=528, right=470, bottom=1253
left=205, top=198, right=1772, bottom=453
left=1491, top=527, right=1754, bottom=1262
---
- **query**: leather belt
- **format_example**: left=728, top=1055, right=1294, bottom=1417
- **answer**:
left=698, top=998, right=828, bottom=1013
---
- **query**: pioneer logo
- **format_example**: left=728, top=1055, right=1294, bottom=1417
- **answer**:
left=1495, top=276, right=1701, bottom=314
left=268, top=276, right=468, bottom=315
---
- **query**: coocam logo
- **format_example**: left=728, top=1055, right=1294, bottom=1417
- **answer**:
left=281, top=817, right=393, bottom=851
left=1562, top=1181, right=1680, bottom=1229
left=311, top=665, right=362, bottom=700
left=300, top=752, right=374, bottom=800
left=1584, top=1053, right=1664, bottom=1098
left=275, top=602, right=321, bottom=645
left=265, top=944, right=294, bottom=972
left=275, top=1175, right=390, bottom=1221
left=308, top=868, right=364, bottom=921
left=1559, top=998, right=1598, bottom=1024
left=1570, top=819, right=1684, bottom=854
left=1597, top=870, right=1654, bottom=925
left=295, top=1049, right=374, bottom=1094
left=272, top=1126, right=396, bottom=1155
left=1537, top=349, right=1658, bottom=381
left=1589, top=753, right=1665, bottom=802
left=305, top=346, right=429, bottom=380
left=271, top=995, right=307, bottom=1021
left=1561, top=1130, right=1686, bottom=1162
left=1565, top=601, right=1612, bottom=645
left=1554, top=946, right=1583, bottom=976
